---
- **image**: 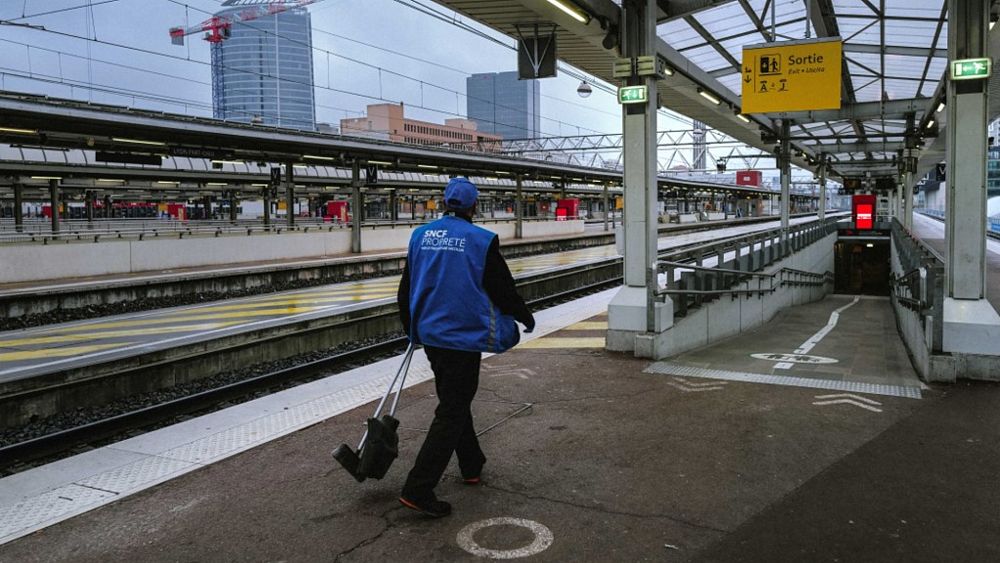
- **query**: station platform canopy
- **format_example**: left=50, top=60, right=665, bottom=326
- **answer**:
left=432, top=1, right=999, bottom=185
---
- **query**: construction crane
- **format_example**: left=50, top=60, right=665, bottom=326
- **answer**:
left=169, top=0, right=322, bottom=45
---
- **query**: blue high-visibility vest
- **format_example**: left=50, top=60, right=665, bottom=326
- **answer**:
left=406, top=215, right=519, bottom=353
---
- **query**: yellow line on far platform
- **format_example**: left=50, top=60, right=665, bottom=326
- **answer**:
left=0, top=343, right=135, bottom=362
left=0, top=322, right=245, bottom=347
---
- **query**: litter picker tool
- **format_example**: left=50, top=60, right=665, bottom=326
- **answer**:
left=332, top=343, right=415, bottom=482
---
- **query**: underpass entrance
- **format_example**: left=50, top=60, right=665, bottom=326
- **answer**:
left=834, top=236, right=890, bottom=295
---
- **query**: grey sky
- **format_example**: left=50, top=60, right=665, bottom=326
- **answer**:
left=0, top=0, right=639, bottom=137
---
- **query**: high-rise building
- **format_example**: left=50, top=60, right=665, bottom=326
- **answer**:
left=466, top=71, right=541, bottom=140
left=210, top=1, right=316, bottom=130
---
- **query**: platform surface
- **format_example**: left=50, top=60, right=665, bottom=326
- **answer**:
left=0, top=215, right=827, bottom=381
left=3, top=293, right=996, bottom=562
left=911, top=212, right=1000, bottom=313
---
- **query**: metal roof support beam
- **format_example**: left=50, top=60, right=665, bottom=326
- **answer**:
left=780, top=98, right=927, bottom=122
left=802, top=141, right=905, bottom=153
left=843, top=43, right=944, bottom=58
left=656, top=0, right=735, bottom=22
left=806, top=0, right=866, bottom=143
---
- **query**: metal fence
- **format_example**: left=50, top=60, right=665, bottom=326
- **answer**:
left=890, top=219, right=945, bottom=353
left=646, top=216, right=844, bottom=331
left=0, top=215, right=582, bottom=245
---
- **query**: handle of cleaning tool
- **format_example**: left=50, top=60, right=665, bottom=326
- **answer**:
left=356, top=343, right=415, bottom=451
left=387, top=345, right=415, bottom=418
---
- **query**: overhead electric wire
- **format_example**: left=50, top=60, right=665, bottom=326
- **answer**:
left=7, top=21, right=571, bottom=139
left=4, top=0, right=122, bottom=22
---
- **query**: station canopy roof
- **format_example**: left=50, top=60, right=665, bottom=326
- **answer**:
left=434, top=0, right=963, bottom=181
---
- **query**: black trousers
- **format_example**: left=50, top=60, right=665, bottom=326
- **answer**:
left=401, top=345, right=486, bottom=501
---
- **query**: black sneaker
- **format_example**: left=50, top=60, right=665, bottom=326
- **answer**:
left=399, top=496, right=452, bottom=518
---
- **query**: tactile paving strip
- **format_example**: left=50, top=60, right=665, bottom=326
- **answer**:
left=644, top=362, right=922, bottom=399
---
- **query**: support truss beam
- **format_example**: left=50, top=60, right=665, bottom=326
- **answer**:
left=656, top=0, right=736, bottom=23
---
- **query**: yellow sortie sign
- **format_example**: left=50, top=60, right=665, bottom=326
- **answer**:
left=741, top=38, right=842, bottom=114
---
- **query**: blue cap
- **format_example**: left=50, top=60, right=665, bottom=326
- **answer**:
left=444, top=177, right=478, bottom=210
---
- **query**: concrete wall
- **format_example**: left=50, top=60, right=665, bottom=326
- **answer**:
left=643, top=232, right=837, bottom=359
left=0, top=220, right=587, bottom=283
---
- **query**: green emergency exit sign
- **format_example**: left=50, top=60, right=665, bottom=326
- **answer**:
left=618, top=85, right=648, bottom=105
left=951, top=58, right=991, bottom=80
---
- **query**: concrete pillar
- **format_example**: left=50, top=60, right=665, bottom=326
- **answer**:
left=942, top=0, right=1000, bottom=354
left=608, top=0, right=670, bottom=352
left=515, top=175, right=524, bottom=239
left=48, top=179, right=60, bottom=233
left=13, top=182, right=23, bottom=233
left=103, top=194, right=112, bottom=219
left=284, top=162, right=295, bottom=228
left=946, top=0, right=989, bottom=300
left=779, top=119, right=791, bottom=232
left=818, top=159, right=827, bottom=220
left=351, top=161, right=363, bottom=253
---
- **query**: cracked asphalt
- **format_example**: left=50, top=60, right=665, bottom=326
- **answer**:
left=2, top=310, right=999, bottom=562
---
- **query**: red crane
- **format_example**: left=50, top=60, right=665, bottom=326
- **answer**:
left=169, top=0, right=322, bottom=45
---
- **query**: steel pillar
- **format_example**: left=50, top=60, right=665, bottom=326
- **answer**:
left=230, top=191, right=239, bottom=223
left=818, top=159, right=827, bottom=221
left=13, top=182, right=23, bottom=233
left=103, top=195, right=112, bottom=219
left=942, top=0, right=1000, bottom=354
left=85, top=191, right=94, bottom=224
left=779, top=119, right=791, bottom=233
left=284, top=162, right=295, bottom=228
left=263, top=190, right=271, bottom=227
left=48, top=179, right=60, bottom=233
left=351, top=161, right=363, bottom=253
left=603, top=184, right=610, bottom=232
left=390, top=189, right=398, bottom=222
left=515, top=175, right=524, bottom=239
left=903, top=170, right=915, bottom=230
left=607, top=0, right=671, bottom=357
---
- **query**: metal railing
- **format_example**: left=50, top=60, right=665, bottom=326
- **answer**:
left=0, top=215, right=584, bottom=245
left=646, top=215, right=844, bottom=331
left=890, top=218, right=944, bottom=352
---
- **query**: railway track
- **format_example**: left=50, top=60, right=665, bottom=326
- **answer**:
left=0, top=272, right=621, bottom=472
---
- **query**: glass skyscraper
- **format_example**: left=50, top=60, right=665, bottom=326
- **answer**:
left=466, top=71, right=541, bottom=140
left=211, top=2, right=316, bottom=130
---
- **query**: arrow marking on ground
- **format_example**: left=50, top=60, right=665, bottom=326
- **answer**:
left=667, top=377, right=726, bottom=392
left=488, top=368, right=536, bottom=380
left=812, top=393, right=883, bottom=412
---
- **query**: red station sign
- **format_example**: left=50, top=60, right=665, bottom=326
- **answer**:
left=852, top=194, right=876, bottom=230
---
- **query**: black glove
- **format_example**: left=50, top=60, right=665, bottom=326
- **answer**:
left=523, top=316, right=536, bottom=333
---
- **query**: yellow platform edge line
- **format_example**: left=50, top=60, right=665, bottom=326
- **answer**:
left=518, top=337, right=606, bottom=349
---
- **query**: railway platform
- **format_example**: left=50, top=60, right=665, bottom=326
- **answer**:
left=2, top=290, right=996, bottom=561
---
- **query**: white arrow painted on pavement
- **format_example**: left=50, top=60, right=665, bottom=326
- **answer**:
left=488, top=368, right=536, bottom=380
left=667, top=377, right=726, bottom=392
left=812, top=393, right=883, bottom=412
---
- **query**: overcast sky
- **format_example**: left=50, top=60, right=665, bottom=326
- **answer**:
left=0, top=0, right=782, bottom=175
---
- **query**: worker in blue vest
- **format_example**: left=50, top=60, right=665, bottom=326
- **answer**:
left=396, top=176, right=534, bottom=518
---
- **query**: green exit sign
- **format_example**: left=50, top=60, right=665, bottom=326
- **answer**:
left=618, top=85, right=648, bottom=105
left=951, top=58, right=991, bottom=80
